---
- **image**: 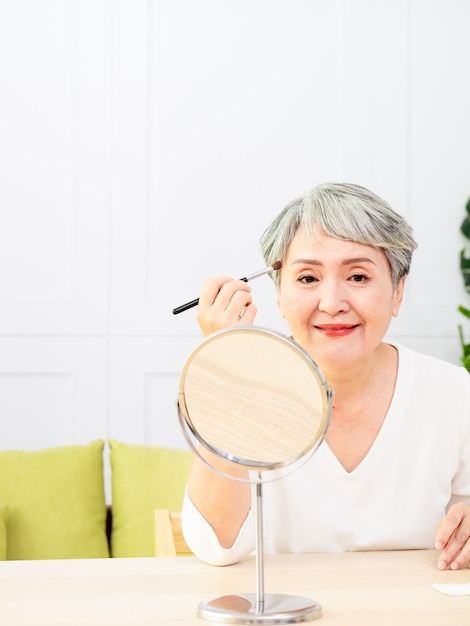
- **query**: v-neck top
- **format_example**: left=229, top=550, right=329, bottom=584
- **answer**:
left=182, top=345, right=470, bottom=565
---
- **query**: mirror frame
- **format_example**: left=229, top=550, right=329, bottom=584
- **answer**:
left=177, top=326, right=333, bottom=474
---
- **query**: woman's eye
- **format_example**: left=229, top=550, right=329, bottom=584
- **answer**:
left=350, top=273, right=368, bottom=283
left=299, top=275, right=318, bottom=284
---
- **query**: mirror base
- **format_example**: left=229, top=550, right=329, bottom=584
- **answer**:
left=198, top=593, right=322, bottom=623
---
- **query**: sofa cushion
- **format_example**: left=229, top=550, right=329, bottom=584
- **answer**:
left=109, top=439, right=193, bottom=557
left=0, top=440, right=109, bottom=559
left=0, top=504, right=7, bottom=560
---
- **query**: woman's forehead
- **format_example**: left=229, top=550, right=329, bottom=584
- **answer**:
left=286, top=227, right=384, bottom=260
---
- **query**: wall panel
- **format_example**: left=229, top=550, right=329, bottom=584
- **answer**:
left=389, top=0, right=470, bottom=348
left=0, top=0, right=469, bottom=456
left=0, top=0, right=110, bottom=335
left=108, top=337, right=199, bottom=448
left=0, top=338, right=108, bottom=450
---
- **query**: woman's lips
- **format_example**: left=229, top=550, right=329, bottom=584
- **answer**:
left=314, top=324, right=360, bottom=337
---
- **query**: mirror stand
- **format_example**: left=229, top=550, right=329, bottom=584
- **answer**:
left=177, top=327, right=333, bottom=624
left=198, top=477, right=322, bottom=624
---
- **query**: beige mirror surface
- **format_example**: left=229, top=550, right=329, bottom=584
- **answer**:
left=178, top=327, right=331, bottom=470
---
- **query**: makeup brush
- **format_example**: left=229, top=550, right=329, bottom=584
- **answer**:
left=172, top=260, right=282, bottom=315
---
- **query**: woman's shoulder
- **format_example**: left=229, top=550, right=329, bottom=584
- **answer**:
left=394, top=343, right=469, bottom=387
left=392, top=345, right=469, bottom=438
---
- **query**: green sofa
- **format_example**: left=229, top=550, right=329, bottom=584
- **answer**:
left=0, top=439, right=193, bottom=560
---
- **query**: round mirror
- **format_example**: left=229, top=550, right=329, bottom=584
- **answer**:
left=177, top=326, right=333, bottom=624
left=178, top=326, right=332, bottom=472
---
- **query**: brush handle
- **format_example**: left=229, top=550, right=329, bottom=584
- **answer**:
left=171, top=262, right=281, bottom=316
left=172, top=298, right=200, bottom=315
left=172, top=277, right=249, bottom=315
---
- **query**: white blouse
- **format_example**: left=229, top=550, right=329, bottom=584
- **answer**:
left=182, top=345, right=470, bottom=565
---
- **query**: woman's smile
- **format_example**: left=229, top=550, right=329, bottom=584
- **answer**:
left=314, top=323, right=361, bottom=337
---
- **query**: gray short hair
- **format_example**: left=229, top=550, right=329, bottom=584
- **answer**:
left=260, top=182, right=418, bottom=288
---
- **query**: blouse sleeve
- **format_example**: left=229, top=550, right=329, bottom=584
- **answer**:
left=449, top=367, right=470, bottom=507
left=181, top=488, right=255, bottom=566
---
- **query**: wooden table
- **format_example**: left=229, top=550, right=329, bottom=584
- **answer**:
left=0, top=550, right=469, bottom=625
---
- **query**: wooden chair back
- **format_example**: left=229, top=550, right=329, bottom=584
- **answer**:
left=154, top=509, right=192, bottom=556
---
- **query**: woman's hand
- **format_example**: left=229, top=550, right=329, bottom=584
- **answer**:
left=196, top=276, right=257, bottom=337
left=435, top=502, right=470, bottom=570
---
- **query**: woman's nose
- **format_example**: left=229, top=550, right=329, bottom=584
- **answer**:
left=317, top=281, right=348, bottom=315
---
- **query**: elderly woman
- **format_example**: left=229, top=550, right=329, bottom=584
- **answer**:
left=181, top=182, right=470, bottom=570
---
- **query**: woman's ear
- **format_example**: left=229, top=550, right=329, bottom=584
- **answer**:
left=277, top=290, right=286, bottom=319
left=392, top=276, right=406, bottom=318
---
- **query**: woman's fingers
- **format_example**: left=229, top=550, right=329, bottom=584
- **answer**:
left=435, top=503, right=470, bottom=570
left=197, top=277, right=257, bottom=336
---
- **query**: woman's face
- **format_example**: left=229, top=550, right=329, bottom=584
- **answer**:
left=277, top=227, right=405, bottom=370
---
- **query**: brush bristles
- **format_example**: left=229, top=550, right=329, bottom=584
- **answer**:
left=271, top=261, right=282, bottom=271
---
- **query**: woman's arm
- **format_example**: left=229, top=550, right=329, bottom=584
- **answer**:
left=184, top=275, right=258, bottom=550
left=186, top=448, right=252, bottom=549
left=435, top=371, right=470, bottom=570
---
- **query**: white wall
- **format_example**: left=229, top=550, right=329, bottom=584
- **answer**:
left=1, top=0, right=469, bottom=458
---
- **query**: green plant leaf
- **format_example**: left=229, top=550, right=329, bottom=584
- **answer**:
left=462, top=217, right=470, bottom=239
left=461, top=354, right=470, bottom=373
left=459, top=326, right=470, bottom=372
left=463, top=274, right=470, bottom=292
left=460, top=250, right=470, bottom=291
left=459, top=200, right=470, bottom=371
left=460, top=249, right=470, bottom=267
left=458, top=306, right=470, bottom=320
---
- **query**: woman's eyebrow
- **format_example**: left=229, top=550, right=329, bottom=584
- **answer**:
left=292, top=258, right=322, bottom=266
left=342, top=257, right=377, bottom=266
left=292, top=257, right=376, bottom=266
